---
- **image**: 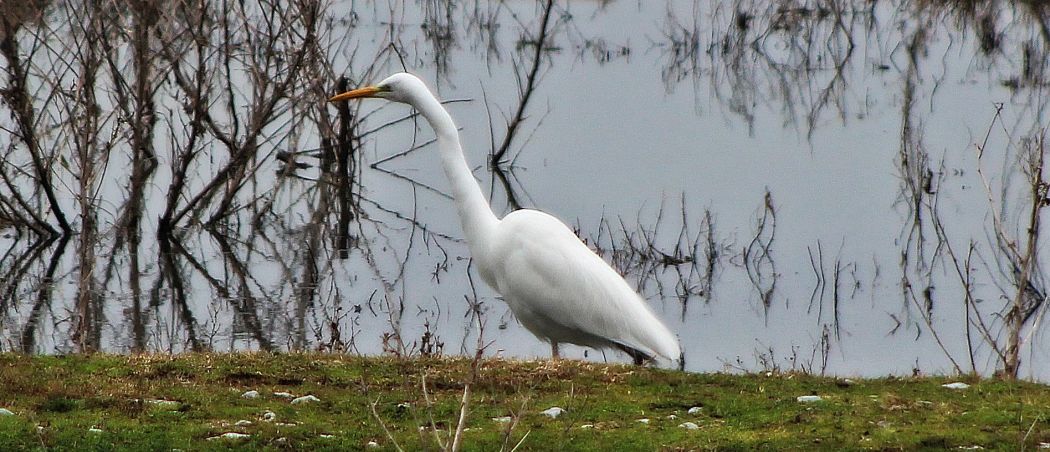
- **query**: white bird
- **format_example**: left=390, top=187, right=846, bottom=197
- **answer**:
left=330, top=73, right=680, bottom=364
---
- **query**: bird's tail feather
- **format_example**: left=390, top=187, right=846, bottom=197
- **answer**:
left=633, top=320, right=681, bottom=362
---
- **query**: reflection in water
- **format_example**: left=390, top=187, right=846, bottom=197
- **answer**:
left=579, top=196, right=725, bottom=322
left=744, top=189, right=777, bottom=315
left=895, top=26, right=937, bottom=337
left=486, top=0, right=558, bottom=213
left=0, top=0, right=1049, bottom=378
left=159, top=236, right=203, bottom=352
left=666, top=0, right=860, bottom=137
left=13, top=236, right=69, bottom=353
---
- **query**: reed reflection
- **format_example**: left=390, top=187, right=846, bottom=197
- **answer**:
left=0, top=0, right=1048, bottom=378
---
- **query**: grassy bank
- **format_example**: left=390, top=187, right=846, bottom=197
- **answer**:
left=0, top=353, right=1046, bottom=450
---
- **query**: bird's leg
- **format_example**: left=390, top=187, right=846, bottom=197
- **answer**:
left=550, top=341, right=560, bottom=361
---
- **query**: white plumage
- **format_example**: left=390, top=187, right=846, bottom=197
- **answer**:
left=330, top=73, right=680, bottom=364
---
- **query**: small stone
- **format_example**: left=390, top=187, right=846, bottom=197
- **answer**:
left=797, top=395, right=823, bottom=403
left=367, top=441, right=380, bottom=448
left=234, top=420, right=252, bottom=427
left=942, top=382, right=970, bottom=390
left=957, top=446, right=984, bottom=450
left=687, top=406, right=702, bottom=415
left=492, top=416, right=512, bottom=423
left=88, top=427, right=103, bottom=434
left=0, top=408, right=13, bottom=416
left=291, top=395, right=320, bottom=405
left=666, top=414, right=678, bottom=420
left=241, top=390, right=260, bottom=399
left=146, top=399, right=181, bottom=409
left=541, top=407, right=565, bottom=418
left=208, top=432, right=250, bottom=441
left=679, top=422, right=700, bottom=430
left=262, top=411, right=277, bottom=422
left=636, top=418, right=650, bottom=424
left=319, top=434, right=334, bottom=439
left=273, top=392, right=295, bottom=399
left=580, top=424, right=594, bottom=429
left=397, top=402, right=411, bottom=409
left=1037, top=442, right=1050, bottom=449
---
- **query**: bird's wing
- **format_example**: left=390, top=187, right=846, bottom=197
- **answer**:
left=488, top=209, right=679, bottom=359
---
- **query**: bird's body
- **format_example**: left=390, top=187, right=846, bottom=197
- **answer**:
left=480, top=209, right=678, bottom=361
left=330, top=73, right=680, bottom=364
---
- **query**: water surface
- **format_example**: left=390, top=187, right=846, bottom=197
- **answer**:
left=1, top=0, right=1048, bottom=379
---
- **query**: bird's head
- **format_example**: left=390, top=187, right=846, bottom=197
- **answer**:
left=328, top=72, right=428, bottom=105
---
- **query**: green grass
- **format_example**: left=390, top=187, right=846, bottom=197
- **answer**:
left=0, top=353, right=1047, bottom=450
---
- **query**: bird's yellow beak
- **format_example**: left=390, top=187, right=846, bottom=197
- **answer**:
left=329, top=86, right=382, bottom=102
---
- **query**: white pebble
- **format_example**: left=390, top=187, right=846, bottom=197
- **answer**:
left=687, top=406, right=702, bottom=415
left=88, top=427, right=103, bottom=434
left=636, top=418, right=650, bottom=424
left=942, top=382, right=970, bottom=390
left=241, top=390, right=260, bottom=399
left=367, top=441, right=380, bottom=448
left=146, top=399, right=180, bottom=409
left=319, top=434, right=334, bottom=439
left=273, top=392, right=295, bottom=399
left=679, top=422, right=700, bottom=430
left=208, top=432, right=250, bottom=441
left=541, top=407, right=565, bottom=418
left=492, top=416, right=512, bottom=423
left=580, top=424, right=594, bottom=429
left=291, top=395, right=321, bottom=405
left=0, top=408, right=13, bottom=416
left=797, top=395, right=823, bottom=403
left=666, top=414, right=678, bottom=420
left=262, top=411, right=277, bottom=422
left=234, top=420, right=252, bottom=427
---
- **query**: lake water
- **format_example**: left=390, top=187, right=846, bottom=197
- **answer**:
left=1, top=0, right=1048, bottom=379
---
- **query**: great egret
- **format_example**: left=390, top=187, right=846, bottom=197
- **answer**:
left=330, top=73, right=680, bottom=364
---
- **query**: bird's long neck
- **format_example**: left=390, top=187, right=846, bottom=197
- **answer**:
left=414, top=92, right=498, bottom=251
